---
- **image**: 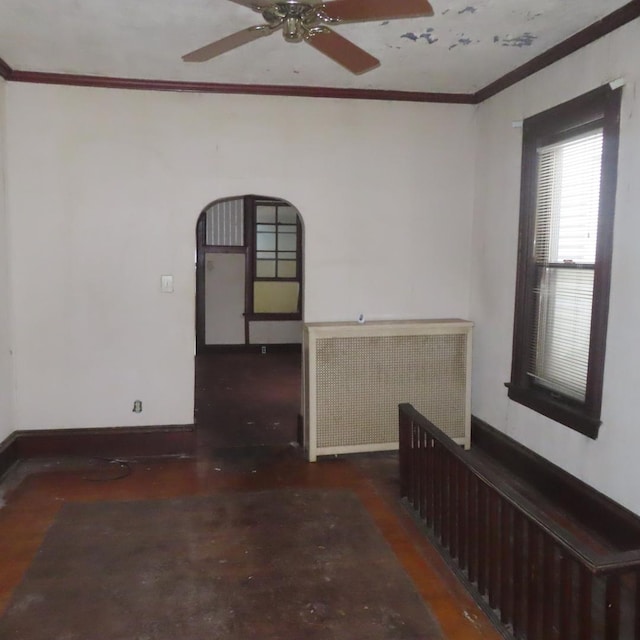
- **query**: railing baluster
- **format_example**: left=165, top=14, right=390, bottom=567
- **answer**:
left=477, top=483, right=488, bottom=596
left=434, top=442, right=443, bottom=539
left=441, top=453, right=450, bottom=549
left=412, top=424, right=420, bottom=511
left=542, top=536, right=556, bottom=640
left=488, top=490, right=500, bottom=609
left=425, top=434, right=434, bottom=527
left=558, top=554, right=573, bottom=639
left=441, top=446, right=447, bottom=549
left=419, top=428, right=426, bottom=519
left=406, top=422, right=413, bottom=502
left=527, top=524, right=540, bottom=640
left=399, top=412, right=408, bottom=498
left=605, top=573, right=621, bottom=640
left=467, top=472, right=478, bottom=585
left=450, top=457, right=459, bottom=560
left=500, top=501, right=513, bottom=626
left=578, top=567, right=593, bottom=640
left=512, top=512, right=525, bottom=638
left=458, top=464, right=468, bottom=572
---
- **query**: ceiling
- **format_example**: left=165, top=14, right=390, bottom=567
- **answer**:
left=0, top=0, right=634, bottom=96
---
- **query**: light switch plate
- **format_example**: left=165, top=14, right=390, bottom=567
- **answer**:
left=161, top=275, right=174, bottom=293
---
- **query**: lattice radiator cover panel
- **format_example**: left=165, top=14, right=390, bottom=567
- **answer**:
left=303, top=320, right=472, bottom=461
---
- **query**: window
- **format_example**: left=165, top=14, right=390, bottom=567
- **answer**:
left=255, top=202, right=299, bottom=279
left=204, top=199, right=244, bottom=247
left=508, top=85, right=622, bottom=438
left=250, top=199, right=302, bottom=318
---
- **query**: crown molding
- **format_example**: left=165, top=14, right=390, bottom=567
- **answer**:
left=2, top=1, right=639, bottom=104
left=9, top=70, right=475, bottom=104
left=474, top=0, right=640, bottom=103
left=0, top=56, right=12, bottom=80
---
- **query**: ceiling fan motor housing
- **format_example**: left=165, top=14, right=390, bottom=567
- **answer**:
left=261, top=2, right=335, bottom=42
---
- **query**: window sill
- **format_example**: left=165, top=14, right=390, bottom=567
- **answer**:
left=505, top=383, right=601, bottom=439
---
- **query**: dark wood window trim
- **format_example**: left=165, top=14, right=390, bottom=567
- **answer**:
left=507, top=84, right=622, bottom=439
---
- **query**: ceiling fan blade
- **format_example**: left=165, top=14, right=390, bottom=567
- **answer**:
left=322, top=0, right=434, bottom=22
left=226, top=0, right=262, bottom=8
left=182, top=26, right=273, bottom=62
left=305, top=28, right=380, bottom=74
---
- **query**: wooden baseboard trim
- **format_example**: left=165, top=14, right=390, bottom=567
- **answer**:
left=0, top=424, right=196, bottom=464
left=0, top=433, right=20, bottom=480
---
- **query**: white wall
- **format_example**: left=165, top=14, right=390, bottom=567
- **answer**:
left=0, top=77, right=12, bottom=441
left=5, top=84, right=476, bottom=430
left=471, top=19, right=640, bottom=514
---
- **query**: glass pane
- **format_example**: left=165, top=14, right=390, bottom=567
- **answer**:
left=535, top=131, right=602, bottom=264
left=257, top=232, right=276, bottom=251
left=279, top=252, right=297, bottom=260
left=278, top=260, right=297, bottom=278
left=257, top=251, right=276, bottom=260
left=529, top=266, right=594, bottom=401
left=254, top=281, right=300, bottom=313
left=257, top=205, right=276, bottom=223
left=256, top=260, right=276, bottom=278
left=257, top=224, right=275, bottom=233
left=278, top=232, right=297, bottom=252
left=278, top=206, right=298, bottom=224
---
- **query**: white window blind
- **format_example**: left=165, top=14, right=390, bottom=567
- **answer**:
left=205, top=199, right=244, bottom=246
left=529, top=130, right=603, bottom=401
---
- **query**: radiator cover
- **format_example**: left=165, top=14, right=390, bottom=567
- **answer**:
left=303, top=319, right=472, bottom=461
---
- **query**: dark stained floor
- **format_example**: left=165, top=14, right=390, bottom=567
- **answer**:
left=195, top=350, right=301, bottom=450
left=1, top=489, right=446, bottom=639
left=0, top=351, right=502, bottom=640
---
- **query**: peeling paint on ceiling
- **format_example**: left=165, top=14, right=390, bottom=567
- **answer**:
left=500, top=33, right=538, bottom=47
left=0, top=0, right=634, bottom=93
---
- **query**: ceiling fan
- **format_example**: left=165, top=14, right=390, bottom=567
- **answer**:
left=183, top=0, right=434, bottom=75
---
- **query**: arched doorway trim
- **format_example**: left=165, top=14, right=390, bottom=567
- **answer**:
left=195, top=194, right=304, bottom=352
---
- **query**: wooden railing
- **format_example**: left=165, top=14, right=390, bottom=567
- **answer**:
left=399, top=403, right=640, bottom=640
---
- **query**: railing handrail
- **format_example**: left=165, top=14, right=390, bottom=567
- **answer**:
left=400, top=403, right=640, bottom=575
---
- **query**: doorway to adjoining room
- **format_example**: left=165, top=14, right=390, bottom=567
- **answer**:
left=194, top=195, right=304, bottom=453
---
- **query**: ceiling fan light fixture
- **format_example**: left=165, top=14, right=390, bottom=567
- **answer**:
left=283, top=16, right=305, bottom=42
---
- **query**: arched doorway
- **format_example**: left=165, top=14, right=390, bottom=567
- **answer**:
left=194, top=195, right=304, bottom=451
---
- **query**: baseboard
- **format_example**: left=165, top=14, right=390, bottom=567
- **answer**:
left=0, top=424, right=195, bottom=468
left=0, top=432, right=20, bottom=480
left=471, top=415, right=640, bottom=545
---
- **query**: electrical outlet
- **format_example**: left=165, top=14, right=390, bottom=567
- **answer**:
left=261, top=346, right=267, bottom=354
left=132, top=400, right=142, bottom=413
